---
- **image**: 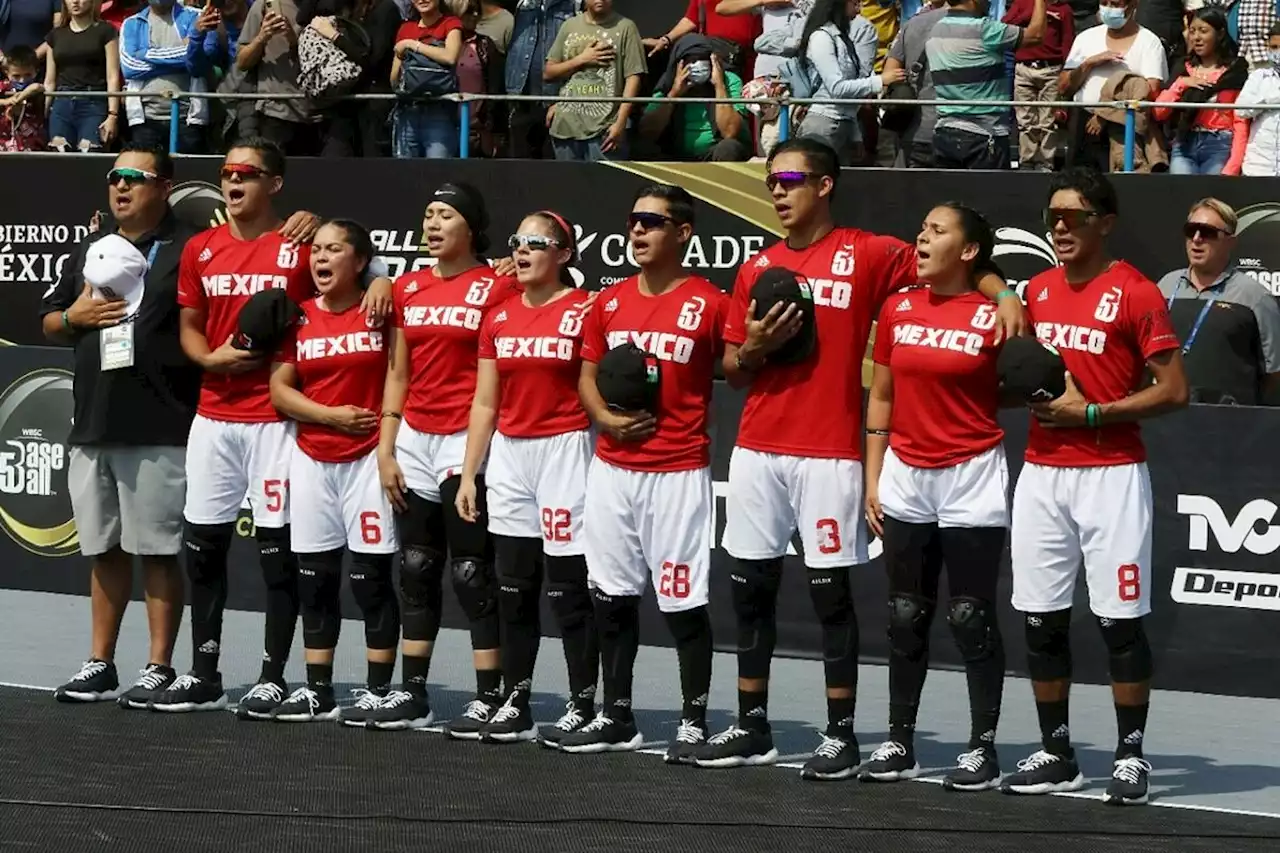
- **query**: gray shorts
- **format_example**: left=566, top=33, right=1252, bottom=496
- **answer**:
left=68, top=445, right=187, bottom=557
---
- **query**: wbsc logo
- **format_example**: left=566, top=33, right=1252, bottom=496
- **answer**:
left=0, top=368, right=77, bottom=557
left=1172, top=495, right=1280, bottom=611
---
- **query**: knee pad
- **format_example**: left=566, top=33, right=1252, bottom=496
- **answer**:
left=947, top=596, right=1002, bottom=664
left=350, top=555, right=399, bottom=649
left=808, top=567, right=853, bottom=624
left=452, top=558, right=497, bottom=622
left=1097, top=616, right=1153, bottom=683
left=546, top=555, right=592, bottom=630
left=297, top=553, right=342, bottom=648
left=663, top=605, right=711, bottom=645
left=256, top=525, right=296, bottom=589
left=183, top=522, right=234, bottom=584
left=888, top=593, right=933, bottom=662
left=592, top=588, right=640, bottom=630
left=399, top=545, right=445, bottom=608
left=730, top=558, right=782, bottom=623
left=1024, top=608, right=1073, bottom=681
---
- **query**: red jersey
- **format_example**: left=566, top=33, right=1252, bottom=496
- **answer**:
left=177, top=225, right=314, bottom=422
left=581, top=275, right=728, bottom=472
left=479, top=291, right=592, bottom=439
left=873, top=289, right=1003, bottom=468
left=282, top=299, right=388, bottom=463
left=724, top=228, right=918, bottom=461
left=1024, top=262, right=1180, bottom=468
left=396, top=15, right=462, bottom=44
left=394, top=266, right=520, bottom=435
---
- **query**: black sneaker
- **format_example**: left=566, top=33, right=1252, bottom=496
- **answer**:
left=860, top=741, right=920, bottom=782
left=561, top=713, right=643, bottom=754
left=235, top=680, right=287, bottom=720
left=1103, top=757, right=1152, bottom=806
left=117, top=664, right=176, bottom=709
left=340, top=688, right=386, bottom=728
left=271, top=686, right=340, bottom=722
left=694, top=725, right=778, bottom=768
left=538, top=700, right=591, bottom=750
left=1000, top=750, right=1086, bottom=795
left=801, top=733, right=861, bottom=781
left=366, top=690, right=434, bottom=731
left=148, top=673, right=228, bottom=712
left=944, top=747, right=1001, bottom=791
left=664, top=719, right=707, bottom=765
left=480, top=693, right=536, bottom=743
left=54, top=659, right=121, bottom=703
left=444, top=697, right=498, bottom=741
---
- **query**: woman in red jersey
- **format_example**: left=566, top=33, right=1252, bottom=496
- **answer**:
left=454, top=210, right=598, bottom=747
left=267, top=220, right=400, bottom=723
left=861, top=203, right=1009, bottom=792
left=369, top=182, right=518, bottom=734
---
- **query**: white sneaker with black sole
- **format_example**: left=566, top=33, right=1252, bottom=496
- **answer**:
left=1103, top=756, right=1152, bottom=806
left=271, top=686, right=340, bottom=722
left=117, top=664, right=177, bottom=709
left=694, top=726, right=778, bottom=768
left=999, top=750, right=1086, bottom=795
left=148, top=673, right=228, bottom=713
left=859, top=741, right=920, bottom=782
left=561, top=714, right=643, bottom=754
left=54, top=659, right=122, bottom=703
left=943, top=747, right=1001, bottom=791
left=801, top=733, right=861, bottom=781
left=366, top=690, right=434, bottom=731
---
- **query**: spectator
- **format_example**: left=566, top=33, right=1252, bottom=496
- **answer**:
left=1154, top=7, right=1247, bottom=175
left=0, top=0, right=59, bottom=58
left=237, top=0, right=317, bottom=154
left=299, top=0, right=402, bottom=156
left=391, top=0, right=462, bottom=158
left=45, top=0, right=120, bottom=153
left=1065, top=0, right=1096, bottom=43
left=1237, top=23, right=1280, bottom=177
left=1003, top=0, right=1073, bottom=171
left=452, top=0, right=508, bottom=157
left=644, top=0, right=762, bottom=79
left=475, top=0, right=513, bottom=53
left=187, top=0, right=252, bottom=148
left=855, top=0, right=901, bottom=163
left=1156, top=198, right=1280, bottom=406
left=100, top=0, right=143, bottom=31
left=0, top=43, right=47, bottom=149
left=738, top=0, right=815, bottom=156
left=506, top=0, right=576, bottom=158
left=544, top=0, right=645, bottom=161
left=1059, top=0, right=1165, bottom=171
left=1233, top=0, right=1276, bottom=67
left=925, top=0, right=1045, bottom=169
left=720, top=0, right=813, bottom=83
left=1134, top=0, right=1180, bottom=68
left=120, top=0, right=207, bottom=153
left=884, top=0, right=948, bottom=168
left=637, top=37, right=752, bottom=160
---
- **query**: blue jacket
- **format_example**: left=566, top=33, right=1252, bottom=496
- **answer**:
left=120, top=5, right=209, bottom=125
left=186, top=19, right=245, bottom=79
left=505, top=0, right=576, bottom=97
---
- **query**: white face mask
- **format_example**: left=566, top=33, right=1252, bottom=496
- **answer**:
left=686, top=60, right=712, bottom=85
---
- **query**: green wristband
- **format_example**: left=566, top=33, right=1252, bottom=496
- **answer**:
left=1086, top=403, right=1100, bottom=428
left=61, top=310, right=72, bottom=333
left=996, top=288, right=1020, bottom=301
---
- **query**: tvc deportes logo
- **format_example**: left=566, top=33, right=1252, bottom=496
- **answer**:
left=1172, top=494, right=1280, bottom=611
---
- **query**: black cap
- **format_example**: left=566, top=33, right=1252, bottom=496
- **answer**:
left=233, top=288, right=303, bottom=354
left=432, top=182, right=490, bottom=253
left=596, top=343, right=661, bottom=414
left=750, top=267, right=816, bottom=366
left=997, top=336, right=1067, bottom=403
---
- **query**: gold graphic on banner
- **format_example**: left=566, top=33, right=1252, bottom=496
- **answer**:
left=0, top=368, right=78, bottom=557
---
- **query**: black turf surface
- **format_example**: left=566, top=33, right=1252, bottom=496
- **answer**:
left=1, top=687, right=1275, bottom=852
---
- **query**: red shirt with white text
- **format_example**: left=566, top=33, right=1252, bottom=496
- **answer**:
left=1024, top=262, right=1180, bottom=467
left=581, top=275, right=728, bottom=472
left=177, top=225, right=314, bottom=422
left=479, top=291, right=592, bottom=438
left=873, top=289, right=1003, bottom=468
left=724, top=228, right=918, bottom=460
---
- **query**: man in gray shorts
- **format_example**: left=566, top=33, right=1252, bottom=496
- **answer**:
left=40, top=144, right=203, bottom=707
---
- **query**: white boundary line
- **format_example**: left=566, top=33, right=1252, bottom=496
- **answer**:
left=5, top=680, right=1277, bottom=823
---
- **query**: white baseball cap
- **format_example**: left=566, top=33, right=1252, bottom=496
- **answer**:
left=83, top=233, right=149, bottom=318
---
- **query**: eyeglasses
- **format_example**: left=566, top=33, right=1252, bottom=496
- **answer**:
left=1043, top=208, right=1099, bottom=230
left=507, top=234, right=560, bottom=251
left=1183, top=222, right=1228, bottom=241
left=765, top=171, right=816, bottom=192
left=628, top=212, right=674, bottom=232
left=106, top=167, right=158, bottom=186
left=219, top=163, right=271, bottom=181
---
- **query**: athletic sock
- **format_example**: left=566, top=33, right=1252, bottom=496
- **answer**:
left=739, top=688, right=769, bottom=731
left=826, top=695, right=854, bottom=736
left=888, top=703, right=916, bottom=748
left=403, top=654, right=431, bottom=694
left=599, top=594, right=640, bottom=724
left=1114, top=702, right=1149, bottom=759
left=306, top=662, right=334, bottom=689
left=1036, top=698, right=1073, bottom=757
left=367, top=659, right=394, bottom=693
left=476, top=667, right=503, bottom=702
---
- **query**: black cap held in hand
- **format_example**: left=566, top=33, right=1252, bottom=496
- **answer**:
left=750, top=266, right=816, bottom=366
left=433, top=182, right=490, bottom=254
left=997, top=336, right=1068, bottom=403
left=233, top=288, right=303, bottom=354
left=596, top=343, right=661, bottom=414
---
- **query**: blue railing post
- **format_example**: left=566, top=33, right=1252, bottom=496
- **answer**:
left=458, top=98, right=470, bottom=159
left=169, top=98, right=180, bottom=154
left=1123, top=104, right=1136, bottom=173
left=777, top=100, right=790, bottom=143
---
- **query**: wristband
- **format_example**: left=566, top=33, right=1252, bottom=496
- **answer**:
left=381, top=412, right=402, bottom=420
left=867, top=428, right=890, bottom=437
left=1086, top=403, right=1100, bottom=428
left=61, top=310, right=73, bottom=333
left=996, top=288, right=1020, bottom=302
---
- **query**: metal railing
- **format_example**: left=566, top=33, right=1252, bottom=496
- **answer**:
left=28, top=89, right=1277, bottom=172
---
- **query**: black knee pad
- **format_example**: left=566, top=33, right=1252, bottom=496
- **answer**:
left=947, top=596, right=1002, bottom=664
left=452, top=557, right=497, bottom=621
left=664, top=605, right=711, bottom=645
left=350, top=555, right=399, bottom=649
left=256, top=525, right=297, bottom=589
left=1024, top=608, right=1073, bottom=681
left=297, top=551, right=342, bottom=649
left=399, top=545, right=445, bottom=608
left=809, top=567, right=855, bottom=663
left=730, top=558, right=783, bottom=622
left=183, top=522, right=234, bottom=584
left=1097, top=616, right=1153, bottom=683
left=888, top=593, right=933, bottom=662
left=546, top=555, right=591, bottom=629
left=593, top=588, right=640, bottom=629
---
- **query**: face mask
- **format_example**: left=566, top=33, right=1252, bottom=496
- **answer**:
left=686, top=60, right=711, bottom=86
left=1270, top=49, right=1280, bottom=66
left=1098, top=6, right=1128, bottom=29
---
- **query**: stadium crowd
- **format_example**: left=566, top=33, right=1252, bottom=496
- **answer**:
left=1, top=0, right=1279, bottom=171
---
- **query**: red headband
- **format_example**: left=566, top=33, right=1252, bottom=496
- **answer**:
left=537, top=210, right=576, bottom=254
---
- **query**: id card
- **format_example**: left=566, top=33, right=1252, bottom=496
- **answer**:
left=100, top=323, right=135, bottom=371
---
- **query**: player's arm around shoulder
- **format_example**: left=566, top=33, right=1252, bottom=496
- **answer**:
left=1105, top=275, right=1189, bottom=421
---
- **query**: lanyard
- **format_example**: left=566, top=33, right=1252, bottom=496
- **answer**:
left=1167, top=276, right=1217, bottom=356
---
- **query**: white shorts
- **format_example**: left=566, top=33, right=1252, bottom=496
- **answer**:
left=722, top=447, right=868, bottom=568
left=184, top=416, right=294, bottom=528
left=486, top=430, right=592, bottom=557
left=394, top=424, right=471, bottom=504
left=289, top=450, right=399, bottom=555
left=878, top=445, right=1010, bottom=529
left=1011, top=461, right=1153, bottom=619
left=584, top=460, right=712, bottom=613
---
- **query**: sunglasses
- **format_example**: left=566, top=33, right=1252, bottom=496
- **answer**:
left=106, top=167, right=159, bottom=186
left=628, top=211, right=674, bottom=231
left=219, top=163, right=271, bottom=181
left=1044, top=208, right=1099, bottom=230
left=1183, top=222, right=1228, bottom=241
left=507, top=234, right=561, bottom=251
left=765, top=171, right=816, bottom=192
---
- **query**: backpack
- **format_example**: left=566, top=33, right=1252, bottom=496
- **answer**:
left=297, top=19, right=371, bottom=100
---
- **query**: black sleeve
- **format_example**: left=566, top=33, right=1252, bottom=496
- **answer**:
left=346, top=0, right=399, bottom=71
left=296, top=0, right=322, bottom=27
left=40, top=241, right=87, bottom=317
